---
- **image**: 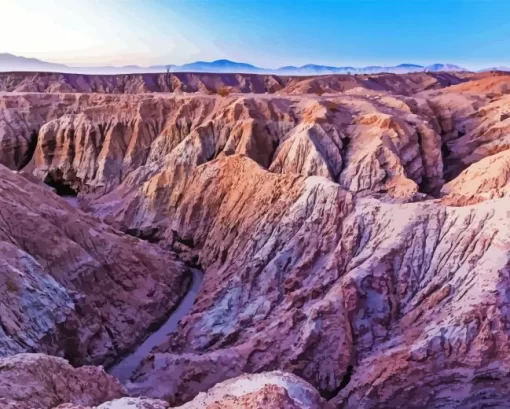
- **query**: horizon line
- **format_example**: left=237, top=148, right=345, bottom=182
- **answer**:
left=0, top=52, right=486, bottom=71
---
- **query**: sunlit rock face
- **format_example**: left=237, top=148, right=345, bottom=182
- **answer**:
left=5, top=92, right=445, bottom=201
left=53, top=371, right=330, bottom=409
left=0, top=71, right=510, bottom=409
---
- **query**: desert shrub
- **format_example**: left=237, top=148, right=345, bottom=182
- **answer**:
left=6, top=277, right=20, bottom=293
left=217, top=87, right=230, bottom=97
left=315, top=88, right=325, bottom=96
left=324, top=100, right=339, bottom=112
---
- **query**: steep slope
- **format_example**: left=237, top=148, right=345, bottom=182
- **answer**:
left=1, top=92, right=444, bottom=200
left=1, top=71, right=510, bottom=409
left=0, top=165, right=189, bottom=366
left=85, top=150, right=510, bottom=409
left=415, top=74, right=510, bottom=194
left=174, top=371, right=331, bottom=409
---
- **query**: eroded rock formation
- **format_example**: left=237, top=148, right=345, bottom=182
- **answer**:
left=0, top=92, right=448, bottom=201
left=0, top=353, right=124, bottom=409
left=0, top=71, right=468, bottom=95
left=0, top=165, right=189, bottom=366
left=50, top=371, right=329, bottom=409
left=0, top=70, right=510, bottom=409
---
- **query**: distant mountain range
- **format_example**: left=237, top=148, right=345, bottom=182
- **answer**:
left=0, top=53, right=489, bottom=76
left=479, top=66, right=510, bottom=72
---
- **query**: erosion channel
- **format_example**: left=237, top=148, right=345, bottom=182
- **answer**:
left=109, top=268, right=204, bottom=383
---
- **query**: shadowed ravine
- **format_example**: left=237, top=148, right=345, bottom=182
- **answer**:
left=4, top=69, right=510, bottom=409
left=109, top=268, right=204, bottom=383
left=63, top=196, right=80, bottom=208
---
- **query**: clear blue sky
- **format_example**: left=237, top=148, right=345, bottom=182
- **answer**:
left=1, top=0, right=509, bottom=69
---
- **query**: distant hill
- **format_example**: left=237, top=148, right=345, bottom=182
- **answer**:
left=177, top=59, right=261, bottom=73
left=0, top=53, right=68, bottom=72
left=424, top=63, right=467, bottom=72
left=478, top=66, right=510, bottom=72
left=275, top=63, right=467, bottom=75
left=0, top=53, right=470, bottom=75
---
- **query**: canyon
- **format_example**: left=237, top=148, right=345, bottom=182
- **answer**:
left=1, top=69, right=510, bottom=408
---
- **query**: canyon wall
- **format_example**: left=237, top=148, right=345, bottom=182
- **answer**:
left=0, top=71, right=509, bottom=408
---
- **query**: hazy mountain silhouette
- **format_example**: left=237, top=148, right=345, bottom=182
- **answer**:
left=0, top=53, right=470, bottom=75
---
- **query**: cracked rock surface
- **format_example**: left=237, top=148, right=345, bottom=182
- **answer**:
left=0, top=353, right=125, bottom=409
left=0, top=165, right=189, bottom=366
left=1, top=71, right=510, bottom=409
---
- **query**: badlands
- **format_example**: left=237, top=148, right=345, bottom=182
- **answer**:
left=1, top=69, right=510, bottom=408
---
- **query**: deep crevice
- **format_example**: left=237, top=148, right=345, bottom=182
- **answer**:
left=44, top=169, right=78, bottom=197
left=125, top=227, right=161, bottom=243
left=321, top=365, right=354, bottom=401
left=414, top=128, right=441, bottom=197
left=19, top=129, right=39, bottom=170
left=441, top=140, right=466, bottom=183
left=171, top=229, right=195, bottom=248
left=339, top=135, right=351, bottom=176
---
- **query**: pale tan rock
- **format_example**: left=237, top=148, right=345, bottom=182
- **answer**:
left=53, top=398, right=170, bottom=409
left=0, top=353, right=124, bottom=409
left=90, top=152, right=510, bottom=408
left=2, top=70, right=510, bottom=409
left=96, top=398, right=170, bottom=409
left=53, top=373, right=328, bottom=409
left=175, top=371, right=331, bottom=409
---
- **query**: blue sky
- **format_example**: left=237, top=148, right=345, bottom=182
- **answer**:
left=1, top=0, right=509, bottom=69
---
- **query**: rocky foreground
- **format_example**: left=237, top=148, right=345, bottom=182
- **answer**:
left=1, top=70, right=510, bottom=408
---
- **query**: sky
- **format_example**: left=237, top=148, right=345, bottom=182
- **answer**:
left=0, top=0, right=509, bottom=70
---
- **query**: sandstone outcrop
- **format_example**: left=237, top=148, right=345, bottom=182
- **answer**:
left=53, top=372, right=329, bottom=409
left=0, top=165, right=189, bottom=366
left=0, top=93, right=77, bottom=170
left=54, top=397, right=170, bottom=409
left=87, top=150, right=510, bottom=408
left=440, top=148, right=510, bottom=205
left=0, top=353, right=124, bottom=409
left=175, top=371, right=331, bottom=409
left=0, top=92, right=445, bottom=201
left=0, top=71, right=510, bottom=409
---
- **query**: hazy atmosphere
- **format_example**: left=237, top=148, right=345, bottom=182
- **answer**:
left=1, top=0, right=509, bottom=69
